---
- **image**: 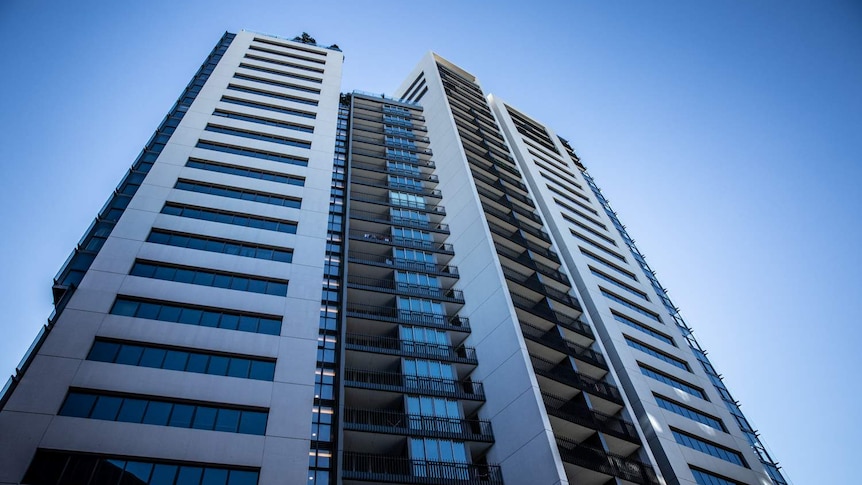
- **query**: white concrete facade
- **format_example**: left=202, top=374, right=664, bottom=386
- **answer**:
left=0, top=31, right=343, bottom=485
left=490, top=97, right=775, bottom=485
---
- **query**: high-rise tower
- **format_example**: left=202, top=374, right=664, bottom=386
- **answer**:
left=1, top=31, right=785, bottom=485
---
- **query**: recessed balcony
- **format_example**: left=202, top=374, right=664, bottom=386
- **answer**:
left=342, top=453, right=503, bottom=485
left=349, top=209, right=450, bottom=234
left=347, top=275, right=465, bottom=305
left=344, top=408, right=493, bottom=443
left=344, top=368, right=485, bottom=401
left=346, top=303, right=470, bottom=334
left=529, top=354, right=623, bottom=410
left=542, top=392, right=641, bottom=446
left=555, top=437, right=660, bottom=485
left=348, top=230, right=454, bottom=257
left=346, top=333, right=478, bottom=366
left=519, top=322, right=607, bottom=375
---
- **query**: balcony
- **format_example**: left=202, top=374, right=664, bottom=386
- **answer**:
left=541, top=393, right=641, bottom=445
left=509, top=293, right=588, bottom=338
left=346, top=303, right=470, bottom=333
left=350, top=174, right=442, bottom=198
left=342, top=453, right=503, bottom=485
left=351, top=192, right=447, bottom=217
left=348, top=230, right=454, bottom=255
left=347, top=276, right=465, bottom=304
left=529, top=354, right=622, bottom=405
left=346, top=333, right=478, bottom=365
left=352, top=160, right=439, bottom=182
left=344, top=368, right=485, bottom=401
left=493, top=243, right=569, bottom=286
left=344, top=408, right=493, bottom=442
left=347, top=251, right=459, bottom=278
left=352, top=148, right=435, bottom=168
left=349, top=209, right=450, bottom=234
left=487, top=221, right=559, bottom=263
left=555, top=437, right=660, bottom=485
left=500, top=267, right=581, bottom=311
left=519, top=322, right=607, bottom=372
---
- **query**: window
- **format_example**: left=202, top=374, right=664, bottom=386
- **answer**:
left=174, top=179, right=301, bottom=208
left=389, top=191, right=426, bottom=209
left=579, top=247, right=637, bottom=281
left=109, top=297, right=282, bottom=335
left=391, top=208, right=430, bottom=225
left=147, top=229, right=293, bottom=263
left=87, top=339, right=275, bottom=381
left=395, top=272, right=439, bottom=289
left=601, top=288, right=661, bottom=322
left=232, top=73, right=320, bottom=94
left=204, top=124, right=312, bottom=149
left=654, top=395, right=725, bottom=431
left=187, top=159, right=305, bottom=185
left=690, top=468, right=744, bottom=485
left=220, top=95, right=316, bottom=119
left=612, top=312, right=674, bottom=346
left=386, top=148, right=418, bottom=162
left=247, top=44, right=326, bottom=65
left=59, top=391, right=268, bottom=435
left=625, top=337, right=689, bottom=371
left=672, top=429, right=747, bottom=467
left=383, top=114, right=413, bottom=127
left=226, top=83, right=317, bottom=106
left=23, top=450, right=259, bottom=485
left=394, top=248, right=437, bottom=271
left=195, top=140, right=308, bottom=166
left=409, top=438, right=469, bottom=478
left=237, top=62, right=322, bottom=84
left=130, top=261, right=289, bottom=296
left=590, top=268, right=648, bottom=301
left=639, top=364, right=706, bottom=400
left=211, top=109, right=313, bottom=133
left=392, top=228, right=434, bottom=248
left=244, top=52, right=324, bottom=74
left=386, top=160, right=421, bottom=175
left=161, top=202, right=297, bottom=234
left=388, top=175, right=424, bottom=191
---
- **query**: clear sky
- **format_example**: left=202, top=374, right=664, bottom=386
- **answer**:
left=1, top=1, right=859, bottom=483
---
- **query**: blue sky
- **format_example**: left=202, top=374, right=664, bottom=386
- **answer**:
left=1, top=1, right=860, bottom=482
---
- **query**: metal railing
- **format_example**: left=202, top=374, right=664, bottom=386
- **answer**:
left=348, top=230, right=454, bottom=254
left=509, top=292, right=590, bottom=338
left=520, top=322, right=607, bottom=370
left=530, top=354, right=622, bottom=404
left=352, top=160, right=439, bottom=182
left=500, top=266, right=580, bottom=310
left=342, top=453, right=503, bottom=484
left=493, top=243, right=569, bottom=284
left=344, top=368, right=485, bottom=400
left=555, top=437, right=660, bottom=485
left=542, top=392, right=640, bottom=443
left=343, top=408, right=493, bottom=441
left=349, top=209, right=450, bottom=233
left=350, top=191, right=447, bottom=215
left=350, top=175, right=442, bottom=197
left=346, top=303, right=470, bottom=332
left=347, top=251, right=459, bottom=276
left=347, top=275, right=465, bottom=303
left=346, top=333, right=477, bottom=364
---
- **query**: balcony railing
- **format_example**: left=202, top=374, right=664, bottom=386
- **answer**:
left=520, top=322, right=607, bottom=370
left=344, top=368, right=485, bottom=401
left=487, top=221, right=560, bottom=264
left=500, top=267, right=580, bottom=310
left=352, top=148, right=434, bottom=168
left=347, top=251, right=459, bottom=277
left=346, top=333, right=478, bottom=364
left=349, top=209, right=450, bottom=233
left=348, top=230, right=454, bottom=254
left=493, top=243, right=569, bottom=285
left=342, top=453, right=503, bottom=484
left=344, top=408, right=493, bottom=441
left=346, top=303, right=470, bottom=332
left=350, top=175, right=442, bottom=198
left=481, top=203, right=551, bottom=243
left=541, top=392, right=640, bottom=444
left=347, top=275, right=465, bottom=303
left=529, top=354, right=622, bottom=404
left=509, top=292, right=591, bottom=339
left=555, top=437, right=660, bottom=485
left=352, top=161, right=439, bottom=181
left=351, top=192, right=447, bottom=216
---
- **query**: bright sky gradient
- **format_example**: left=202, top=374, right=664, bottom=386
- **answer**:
left=1, top=1, right=859, bottom=483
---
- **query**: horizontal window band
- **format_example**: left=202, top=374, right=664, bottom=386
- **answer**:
left=147, top=228, right=293, bottom=263
left=129, top=260, right=289, bottom=296
left=196, top=140, right=308, bottom=167
left=161, top=202, right=298, bottom=234
left=110, top=296, right=282, bottom=335
left=186, top=158, right=305, bottom=186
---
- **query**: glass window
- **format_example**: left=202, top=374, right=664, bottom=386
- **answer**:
left=143, top=401, right=172, bottom=426
left=115, top=345, right=144, bottom=365
left=169, top=404, right=195, bottom=428
left=201, top=468, right=229, bottom=485
left=90, top=396, right=123, bottom=421
left=186, top=354, right=209, bottom=374
left=139, top=347, right=167, bottom=368
left=121, top=462, right=153, bottom=485
left=249, top=361, right=275, bottom=381
left=238, top=411, right=267, bottom=435
left=208, top=356, right=230, bottom=375
left=192, top=406, right=217, bottom=430
left=163, top=350, right=190, bottom=371
left=214, top=409, right=240, bottom=433
left=227, top=358, right=251, bottom=378
left=176, top=466, right=203, bottom=485
left=150, top=464, right=179, bottom=485
left=60, top=393, right=97, bottom=418
left=116, top=398, right=148, bottom=423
